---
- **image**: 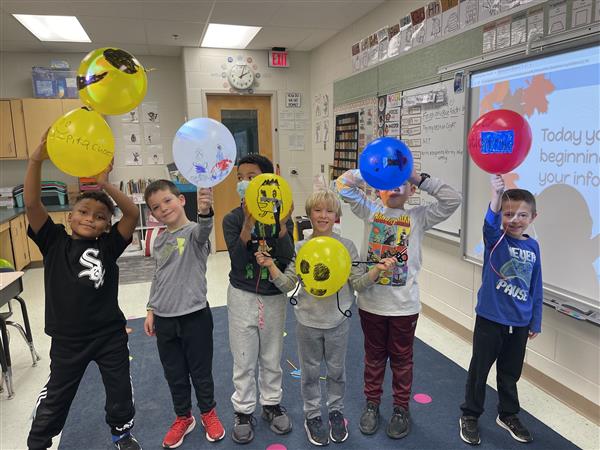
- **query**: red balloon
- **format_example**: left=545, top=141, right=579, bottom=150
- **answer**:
left=467, top=109, right=532, bottom=174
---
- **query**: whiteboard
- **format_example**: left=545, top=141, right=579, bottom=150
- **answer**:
left=464, top=45, right=600, bottom=312
left=400, top=79, right=465, bottom=235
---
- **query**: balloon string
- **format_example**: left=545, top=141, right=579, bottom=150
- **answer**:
left=336, top=292, right=352, bottom=318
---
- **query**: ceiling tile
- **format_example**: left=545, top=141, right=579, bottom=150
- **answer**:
left=294, top=28, right=340, bottom=51
left=246, top=26, right=313, bottom=50
left=148, top=45, right=183, bottom=56
left=0, top=1, right=143, bottom=18
left=142, top=1, right=213, bottom=22
left=145, top=20, right=204, bottom=47
left=1, top=12, right=39, bottom=43
left=78, top=16, right=147, bottom=45
left=0, top=40, right=47, bottom=52
left=271, top=1, right=384, bottom=30
left=209, top=1, right=279, bottom=26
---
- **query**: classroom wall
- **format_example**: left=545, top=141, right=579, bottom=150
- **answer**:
left=309, top=0, right=600, bottom=415
left=182, top=48, right=313, bottom=213
left=0, top=52, right=186, bottom=187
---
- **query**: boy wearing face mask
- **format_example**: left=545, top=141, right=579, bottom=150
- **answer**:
left=222, top=154, right=295, bottom=445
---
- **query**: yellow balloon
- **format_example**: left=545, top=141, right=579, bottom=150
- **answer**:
left=77, top=47, right=147, bottom=115
left=47, top=107, right=114, bottom=177
left=244, top=174, right=292, bottom=225
left=295, top=236, right=352, bottom=298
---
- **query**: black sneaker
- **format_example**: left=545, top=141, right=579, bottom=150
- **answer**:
left=304, top=416, right=329, bottom=446
left=358, top=401, right=380, bottom=435
left=262, top=404, right=292, bottom=434
left=386, top=405, right=410, bottom=439
left=459, top=415, right=481, bottom=445
left=231, top=412, right=256, bottom=444
left=114, top=433, right=141, bottom=450
left=496, top=415, right=533, bottom=443
left=329, top=410, right=348, bottom=443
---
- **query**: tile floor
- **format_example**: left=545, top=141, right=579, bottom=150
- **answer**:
left=0, top=252, right=598, bottom=450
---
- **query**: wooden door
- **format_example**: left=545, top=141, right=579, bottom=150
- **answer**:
left=0, top=100, right=17, bottom=158
left=206, top=95, right=273, bottom=251
left=22, top=99, right=63, bottom=154
left=10, top=100, right=28, bottom=159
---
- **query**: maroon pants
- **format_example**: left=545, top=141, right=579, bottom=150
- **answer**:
left=359, top=309, right=419, bottom=410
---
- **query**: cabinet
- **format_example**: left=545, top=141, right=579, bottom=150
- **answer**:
left=27, top=211, right=70, bottom=263
left=0, top=222, right=15, bottom=268
left=0, top=100, right=28, bottom=159
left=331, top=112, right=359, bottom=180
left=10, top=215, right=30, bottom=270
left=117, top=196, right=165, bottom=255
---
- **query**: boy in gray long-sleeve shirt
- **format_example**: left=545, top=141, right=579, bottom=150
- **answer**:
left=143, top=180, right=225, bottom=447
left=256, top=190, right=396, bottom=446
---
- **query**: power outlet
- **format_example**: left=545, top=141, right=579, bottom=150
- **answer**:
left=289, top=167, right=299, bottom=176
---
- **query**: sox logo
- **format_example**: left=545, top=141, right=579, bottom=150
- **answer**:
left=78, top=248, right=105, bottom=288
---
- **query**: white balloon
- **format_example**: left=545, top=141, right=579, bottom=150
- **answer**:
left=172, top=118, right=237, bottom=187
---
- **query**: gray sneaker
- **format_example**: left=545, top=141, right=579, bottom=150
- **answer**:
left=231, top=412, right=255, bottom=444
left=359, top=401, right=380, bottom=435
left=386, top=406, right=410, bottom=439
left=305, top=416, right=329, bottom=446
left=262, top=404, right=292, bottom=434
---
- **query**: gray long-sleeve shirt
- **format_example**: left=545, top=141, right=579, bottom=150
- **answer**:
left=272, top=233, right=375, bottom=329
left=147, top=218, right=212, bottom=317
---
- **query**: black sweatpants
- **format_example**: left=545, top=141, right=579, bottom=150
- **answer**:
left=154, top=306, right=216, bottom=416
left=28, top=328, right=134, bottom=450
left=461, top=315, right=529, bottom=419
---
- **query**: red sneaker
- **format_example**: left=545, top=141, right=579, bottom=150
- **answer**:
left=162, top=415, right=195, bottom=448
left=200, top=407, right=225, bottom=442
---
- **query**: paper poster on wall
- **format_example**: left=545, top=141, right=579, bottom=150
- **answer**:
left=571, top=0, right=593, bottom=27
left=120, top=108, right=139, bottom=123
left=359, top=36, right=369, bottom=70
left=286, top=92, right=302, bottom=108
left=387, top=24, right=401, bottom=58
left=323, top=120, right=330, bottom=142
left=125, top=146, right=143, bottom=166
left=295, top=111, right=307, bottom=121
left=441, top=0, right=460, bottom=36
left=479, top=0, right=500, bottom=22
left=495, top=18, right=511, bottom=49
left=141, top=102, right=159, bottom=123
left=482, top=24, right=496, bottom=53
left=352, top=42, right=361, bottom=72
left=548, top=1, right=567, bottom=35
left=459, top=0, right=478, bottom=28
left=425, top=1, right=442, bottom=43
left=315, top=122, right=322, bottom=143
left=377, top=27, right=389, bottom=62
left=143, top=124, right=161, bottom=145
left=122, top=123, right=141, bottom=145
left=511, top=15, right=527, bottom=45
left=146, top=146, right=164, bottom=165
left=288, top=133, right=305, bottom=151
left=368, top=33, right=379, bottom=66
left=527, top=7, right=544, bottom=36
left=279, top=111, right=295, bottom=130
left=295, top=120, right=307, bottom=130
left=400, top=15, right=413, bottom=53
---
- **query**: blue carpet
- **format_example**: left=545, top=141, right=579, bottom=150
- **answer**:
left=59, top=305, right=579, bottom=450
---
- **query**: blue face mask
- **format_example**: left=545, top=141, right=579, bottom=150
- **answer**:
left=236, top=180, right=250, bottom=199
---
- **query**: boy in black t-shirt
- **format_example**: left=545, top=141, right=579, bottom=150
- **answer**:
left=24, top=132, right=142, bottom=450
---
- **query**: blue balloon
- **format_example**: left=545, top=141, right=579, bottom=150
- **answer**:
left=359, top=137, right=413, bottom=190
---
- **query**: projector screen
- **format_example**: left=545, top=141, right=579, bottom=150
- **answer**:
left=464, top=44, right=600, bottom=312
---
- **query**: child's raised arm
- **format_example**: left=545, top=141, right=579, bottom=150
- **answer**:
left=96, top=162, right=140, bottom=240
left=490, top=174, right=505, bottom=213
left=24, top=131, right=50, bottom=233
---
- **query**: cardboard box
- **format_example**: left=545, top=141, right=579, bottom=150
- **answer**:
left=32, top=67, right=78, bottom=98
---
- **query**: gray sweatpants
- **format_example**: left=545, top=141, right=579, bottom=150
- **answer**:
left=296, top=319, right=350, bottom=419
left=227, top=284, right=287, bottom=414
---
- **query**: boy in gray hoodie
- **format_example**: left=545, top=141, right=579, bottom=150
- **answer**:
left=256, top=190, right=396, bottom=446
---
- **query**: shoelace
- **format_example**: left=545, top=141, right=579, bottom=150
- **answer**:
left=171, top=417, right=193, bottom=434
left=235, top=413, right=256, bottom=426
left=265, top=405, right=286, bottom=417
left=329, top=411, right=345, bottom=426
left=202, top=410, right=221, bottom=429
left=308, top=416, right=324, bottom=429
left=505, top=416, right=526, bottom=432
left=463, top=417, right=478, bottom=431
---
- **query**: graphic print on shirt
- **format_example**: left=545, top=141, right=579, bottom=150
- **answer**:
left=157, top=237, right=187, bottom=265
left=368, top=212, right=411, bottom=286
left=495, top=245, right=536, bottom=302
left=78, top=248, right=105, bottom=288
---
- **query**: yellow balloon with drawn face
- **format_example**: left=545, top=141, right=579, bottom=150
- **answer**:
left=244, top=174, right=292, bottom=225
left=295, top=236, right=352, bottom=298
left=47, top=107, right=114, bottom=177
left=77, top=47, right=147, bottom=115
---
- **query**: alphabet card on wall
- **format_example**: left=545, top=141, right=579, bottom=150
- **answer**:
left=143, top=124, right=161, bottom=145
left=141, top=102, right=159, bottom=123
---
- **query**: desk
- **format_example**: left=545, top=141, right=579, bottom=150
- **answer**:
left=0, top=271, right=41, bottom=399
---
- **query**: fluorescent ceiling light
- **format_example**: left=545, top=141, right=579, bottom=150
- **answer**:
left=12, top=14, right=91, bottom=42
left=201, top=23, right=261, bottom=49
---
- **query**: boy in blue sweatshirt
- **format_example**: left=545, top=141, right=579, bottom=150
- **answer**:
left=460, top=175, right=543, bottom=446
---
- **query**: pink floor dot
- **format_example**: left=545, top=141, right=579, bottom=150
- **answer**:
left=413, top=393, right=432, bottom=404
left=266, top=444, right=287, bottom=450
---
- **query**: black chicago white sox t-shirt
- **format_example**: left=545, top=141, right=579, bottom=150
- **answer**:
left=28, top=217, right=131, bottom=340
